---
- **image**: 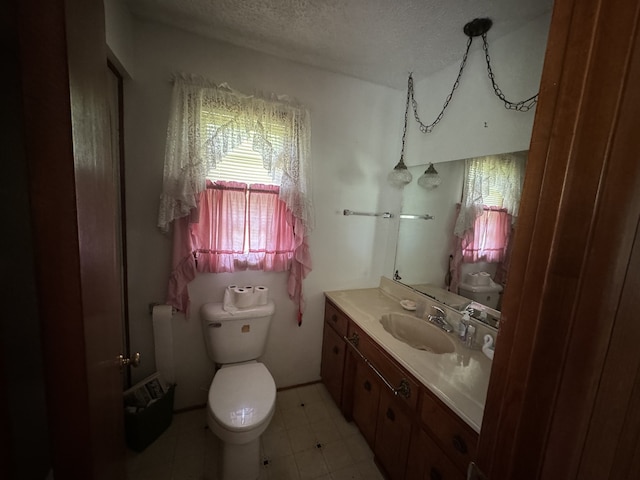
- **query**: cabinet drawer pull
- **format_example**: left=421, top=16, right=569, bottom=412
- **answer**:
left=386, top=407, right=395, bottom=421
left=364, top=380, right=372, bottom=391
left=332, top=345, right=340, bottom=354
left=452, top=434, right=468, bottom=454
left=343, top=334, right=412, bottom=400
left=429, top=467, right=443, bottom=480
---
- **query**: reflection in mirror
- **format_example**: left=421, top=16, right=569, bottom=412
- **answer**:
left=393, top=152, right=527, bottom=328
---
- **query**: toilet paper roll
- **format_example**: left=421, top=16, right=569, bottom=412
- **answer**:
left=234, top=287, right=254, bottom=309
left=243, top=286, right=255, bottom=293
left=477, top=272, right=492, bottom=286
left=152, top=305, right=175, bottom=384
left=467, top=272, right=479, bottom=286
left=223, top=285, right=239, bottom=312
left=255, top=286, right=269, bottom=305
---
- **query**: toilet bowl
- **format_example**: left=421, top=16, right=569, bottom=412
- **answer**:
left=200, top=300, right=276, bottom=480
left=207, top=362, right=276, bottom=480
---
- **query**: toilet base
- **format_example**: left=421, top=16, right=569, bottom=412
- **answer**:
left=219, top=438, right=261, bottom=480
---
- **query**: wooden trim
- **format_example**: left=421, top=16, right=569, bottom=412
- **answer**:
left=18, top=0, right=94, bottom=476
left=477, top=0, right=640, bottom=477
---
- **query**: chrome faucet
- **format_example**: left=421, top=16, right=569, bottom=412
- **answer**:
left=426, top=305, right=454, bottom=333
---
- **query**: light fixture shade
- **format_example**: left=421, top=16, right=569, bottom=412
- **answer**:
left=417, top=163, right=441, bottom=189
left=387, top=159, right=413, bottom=188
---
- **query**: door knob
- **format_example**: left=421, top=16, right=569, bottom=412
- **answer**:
left=119, top=352, right=141, bottom=368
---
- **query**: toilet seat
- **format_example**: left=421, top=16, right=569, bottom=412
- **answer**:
left=208, top=362, right=276, bottom=433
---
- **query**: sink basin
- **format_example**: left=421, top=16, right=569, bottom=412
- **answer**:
left=380, top=313, right=456, bottom=354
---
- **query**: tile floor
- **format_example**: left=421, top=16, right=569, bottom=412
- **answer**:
left=126, top=382, right=385, bottom=480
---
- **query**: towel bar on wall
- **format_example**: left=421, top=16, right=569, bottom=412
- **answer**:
left=343, top=209, right=394, bottom=218
left=342, top=209, right=434, bottom=220
left=399, top=213, right=435, bottom=220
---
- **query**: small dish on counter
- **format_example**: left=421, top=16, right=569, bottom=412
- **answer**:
left=400, top=299, right=417, bottom=311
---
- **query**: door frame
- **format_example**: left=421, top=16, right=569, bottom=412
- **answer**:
left=17, top=0, right=126, bottom=477
left=477, top=0, right=640, bottom=477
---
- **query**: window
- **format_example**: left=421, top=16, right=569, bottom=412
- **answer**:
left=190, top=180, right=295, bottom=272
left=454, top=153, right=526, bottom=263
left=201, top=108, right=284, bottom=185
left=160, top=77, right=313, bottom=321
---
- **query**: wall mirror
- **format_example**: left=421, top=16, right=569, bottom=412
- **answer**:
left=393, top=152, right=528, bottom=328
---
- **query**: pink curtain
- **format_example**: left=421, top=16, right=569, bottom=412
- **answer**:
left=166, top=180, right=312, bottom=323
left=194, top=181, right=247, bottom=272
left=462, top=207, right=511, bottom=263
left=450, top=206, right=511, bottom=293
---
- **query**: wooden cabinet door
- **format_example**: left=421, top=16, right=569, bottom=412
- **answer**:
left=320, top=322, right=347, bottom=407
left=406, top=427, right=465, bottom=480
left=351, top=358, right=381, bottom=448
left=375, top=388, right=412, bottom=480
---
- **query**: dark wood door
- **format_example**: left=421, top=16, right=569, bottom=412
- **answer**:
left=476, top=0, right=640, bottom=478
left=320, top=323, right=347, bottom=407
left=17, top=0, right=126, bottom=478
left=352, top=359, right=382, bottom=448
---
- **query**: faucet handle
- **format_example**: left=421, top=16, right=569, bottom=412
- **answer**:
left=431, top=305, right=446, bottom=317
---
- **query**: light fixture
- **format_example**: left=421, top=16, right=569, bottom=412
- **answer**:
left=388, top=18, right=538, bottom=187
left=418, top=163, right=442, bottom=189
left=387, top=75, right=413, bottom=188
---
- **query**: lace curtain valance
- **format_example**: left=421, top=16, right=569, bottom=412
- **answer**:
left=158, top=75, right=314, bottom=234
left=453, top=152, right=526, bottom=237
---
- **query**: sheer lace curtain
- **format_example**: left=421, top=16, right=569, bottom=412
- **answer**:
left=450, top=153, right=525, bottom=292
left=160, top=76, right=313, bottom=322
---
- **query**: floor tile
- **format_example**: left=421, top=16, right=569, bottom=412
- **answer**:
left=294, top=447, right=329, bottom=480
left=287, top=424, right=317, bottom=453
left=126, top=383, right=383, bottom=480
left=320, top=439, right=354, bottom=472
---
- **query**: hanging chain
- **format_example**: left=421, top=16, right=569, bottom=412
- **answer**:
left=409, top=23, right=540, bottom=134
left=398, top=74, right=411, bottom=163
left=410, top=37, right=473, bottom=134
left=482, top=34, right=539, bottom=112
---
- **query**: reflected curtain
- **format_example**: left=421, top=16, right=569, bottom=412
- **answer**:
left=450, top=153, right=525, bottom=293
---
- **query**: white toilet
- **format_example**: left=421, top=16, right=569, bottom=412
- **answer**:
left=458, top=279, right=503, bottom=309
left=200, top=301, right=276, bottom=480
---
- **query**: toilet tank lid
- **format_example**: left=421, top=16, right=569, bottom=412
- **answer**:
left=459, top=282, right=503, bottom=293
left=201, top=300, right=275, bottom=322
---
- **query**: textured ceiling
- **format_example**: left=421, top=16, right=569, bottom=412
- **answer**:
left=126, top=0, right=554, bottom=89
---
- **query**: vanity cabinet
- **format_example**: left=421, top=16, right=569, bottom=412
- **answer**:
left=351, top=356, right=382, bottom=446
left=406, top=427, right=464, bottom=480
left=320, top=301, right=349, bottom=408
left=418, top=389, right=477, bottom=473
left=322, top=297, right=479, bottom=480
left=375, top=387, right=413, bottom=480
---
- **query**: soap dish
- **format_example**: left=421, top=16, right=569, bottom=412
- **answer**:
left=400, top=299, right=416, bottom=311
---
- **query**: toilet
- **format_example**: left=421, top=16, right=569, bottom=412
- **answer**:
left=200, top=301, right=276, bottom=480
left=458, top=277, right=503, bottom=309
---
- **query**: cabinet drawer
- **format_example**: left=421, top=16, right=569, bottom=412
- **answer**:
left=347, top=322, right=419, bottom=411
left=324, top=300, right=349, bottom=337
left=406, top=427, right=465, bottom=480
left=420, top=390, right=478, bottom=473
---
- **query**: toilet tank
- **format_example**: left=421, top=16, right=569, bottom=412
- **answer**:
left=200, top=301, right=275, bottom=364
left=458, top=282, right=503, bottom=309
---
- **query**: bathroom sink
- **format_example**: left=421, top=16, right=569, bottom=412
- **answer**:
left=380, top=313, right=456, bottom=354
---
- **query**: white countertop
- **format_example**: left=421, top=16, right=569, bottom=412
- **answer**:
left=325, top=278, right=493, bottom=433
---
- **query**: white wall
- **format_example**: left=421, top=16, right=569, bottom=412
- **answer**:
left=104, top=0, right=135, bottom=77
left=404, top=13, right=551, bottom=166
left=395, top=160, right=465, bottom=286
left=119, top=12, right=551, bottom=410
left=392, top=13, right=551, bottom=293
left=124, top=20, right=403, bottom=408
